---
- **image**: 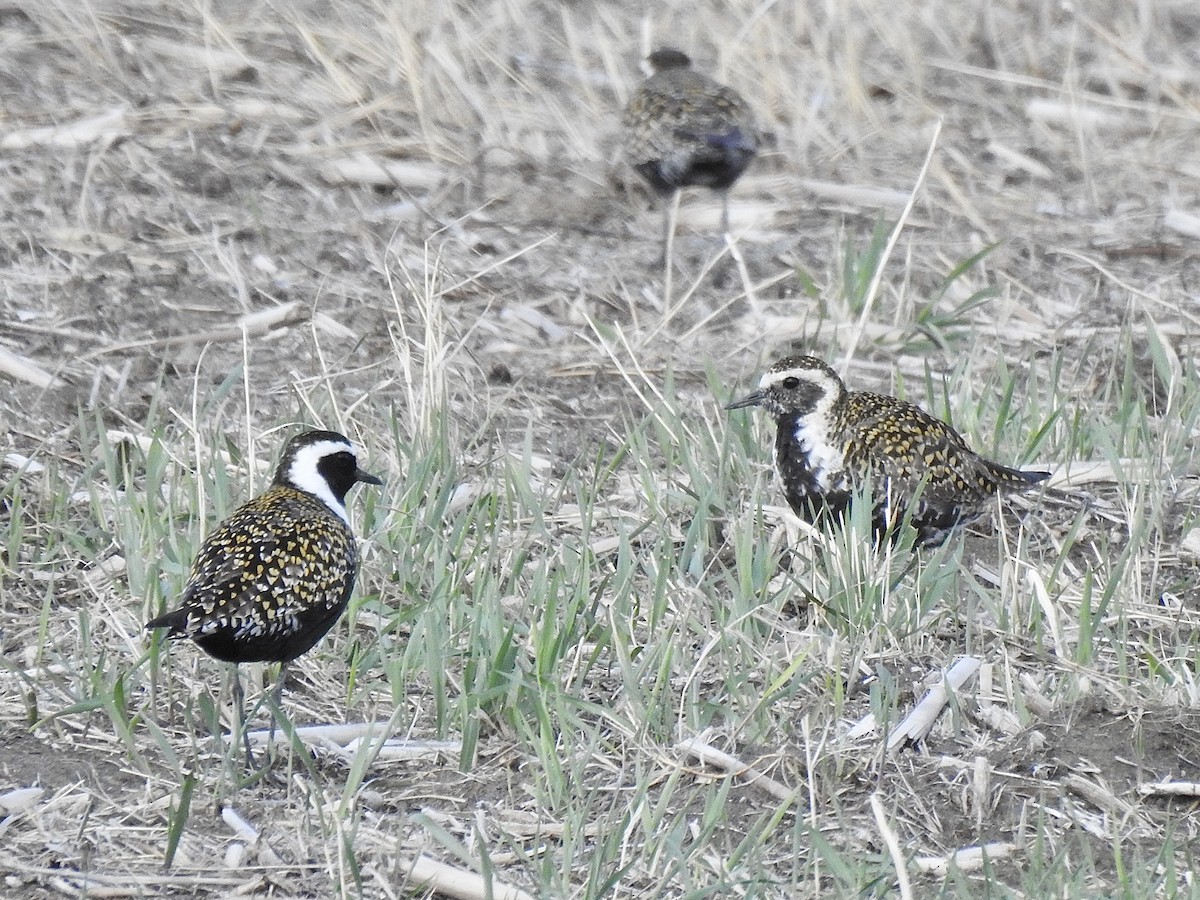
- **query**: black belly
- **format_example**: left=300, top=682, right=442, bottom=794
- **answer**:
left=634, top=129, right=756, bottom=195
left=774, top=419, right=852, bottom=525
left=773, top=419, right=972, bottom=548
left=192, top=587, right=352, bottom=664
left=906, top=502, right=980, bottom=548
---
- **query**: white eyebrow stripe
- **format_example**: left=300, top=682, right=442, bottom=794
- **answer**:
left=760, top=366, right=833, bottom=387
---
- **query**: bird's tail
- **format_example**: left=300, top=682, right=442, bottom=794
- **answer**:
left=704, top=125, right=756, bottom=154
left=674, top=124, right=756, bottom=157
left=144, top=607, right=188, bottom=634
left=990, top=462, right=1052, bottom=491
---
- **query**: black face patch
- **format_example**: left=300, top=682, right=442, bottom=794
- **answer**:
left=316, top=450, right=361, bottom=504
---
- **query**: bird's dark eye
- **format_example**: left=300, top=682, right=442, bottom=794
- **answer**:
left=782, top=376, right=800, bottom=389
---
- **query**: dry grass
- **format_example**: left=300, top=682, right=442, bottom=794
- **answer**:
left=3, top=0, right=1200, bottom=897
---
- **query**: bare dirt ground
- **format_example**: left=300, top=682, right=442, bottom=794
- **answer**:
left=4, top=1, right=1200, bottom=897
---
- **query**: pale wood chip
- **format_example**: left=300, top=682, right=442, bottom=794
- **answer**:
left=0, top=345, right=60, bottom=389
left=1138, top=780, right=1200, bottom=798
left=675, top=733, right=797, bottom=802
left=316, top=154, right=444, bottom=189
left=1, top=106, right=128, bottom=150
left=887, top=657, right=981, bottom=750
left=400, top=854, right=537, bottom=900
left=914, top=842, right=1018, bottom=875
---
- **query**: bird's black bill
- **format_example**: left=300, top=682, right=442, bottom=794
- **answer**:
left=356, top=469, right=384, bottom=486
left=725, top=390, right=765, bottom=410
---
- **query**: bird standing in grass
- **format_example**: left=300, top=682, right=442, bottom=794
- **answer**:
left=622, top=47, right=758, bottom=253
left=146, top=429, right=382, bottom=762
left=726, top=356, right=1050, bottom=548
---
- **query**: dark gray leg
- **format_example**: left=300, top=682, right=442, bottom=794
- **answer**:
left=266, top=661, right=288, bottom=757
left=230, top=665, right=255, bottom=767
left=658, top=196, right=674, bottom=267
left=660, top=190, right=681, bottom=299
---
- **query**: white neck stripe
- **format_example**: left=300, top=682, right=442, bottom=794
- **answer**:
left=286, top=439, right=353, bottom=525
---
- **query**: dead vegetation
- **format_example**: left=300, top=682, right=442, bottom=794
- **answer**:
left=3, top=0, right=1200, bottom=897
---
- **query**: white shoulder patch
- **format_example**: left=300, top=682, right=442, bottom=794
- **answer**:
left=793, top=414, right=844, bottom=491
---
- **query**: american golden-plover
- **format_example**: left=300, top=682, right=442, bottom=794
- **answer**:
left=146, top=429, right=381, bottom=760
left=727, top=356, right=1050, bottom=547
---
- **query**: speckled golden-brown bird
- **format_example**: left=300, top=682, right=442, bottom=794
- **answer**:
left=726, top=356, right=1050, bottom=547
left=622, top=47, right=758, bottom=245
left=146, top=429, right=381, bottom=759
